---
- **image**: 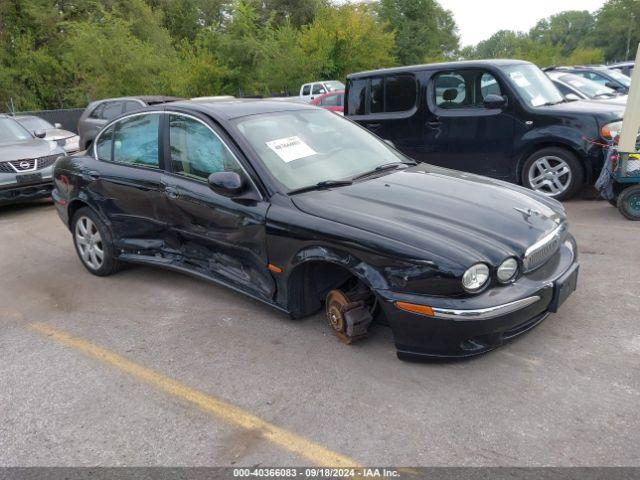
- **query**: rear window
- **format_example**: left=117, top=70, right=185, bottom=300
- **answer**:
left=384, top=75, right=417, bottom=112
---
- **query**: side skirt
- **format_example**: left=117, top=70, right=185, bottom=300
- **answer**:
left=119, top=253, right=289, bottom=315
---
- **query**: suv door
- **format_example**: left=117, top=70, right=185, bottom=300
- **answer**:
left=161, top=112, right=275, bottom=300
left=90, top=112, right=168, bottom=248
left=346, top=74, right=422, bottom=158
left=423, top=69, right=515, bottom=177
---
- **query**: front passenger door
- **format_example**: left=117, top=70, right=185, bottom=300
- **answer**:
left=162, top=113, right=275, bottom=300
left=423, top=70, right=515, bottom=178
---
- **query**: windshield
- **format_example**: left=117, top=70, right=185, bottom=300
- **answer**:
left=324, top=81, right=345, bottom=92
left=0, top=118, right=33, bottom=143
left=559, top=74, right=616, bottom=98
left=503, top=64, right=565, bottom=107
left=607, top=69, right=631, bottom=87
left=234, top=109, right=405, bottom=191
left=16, top=116, right=54, bottom=131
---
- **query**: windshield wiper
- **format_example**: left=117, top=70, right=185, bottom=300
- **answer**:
left=352, top=161, right=415, bottom=181
left=288, top=180, right=353, bottom=195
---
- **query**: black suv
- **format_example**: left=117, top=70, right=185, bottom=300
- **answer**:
left=345, top=60, right=624, bottom=200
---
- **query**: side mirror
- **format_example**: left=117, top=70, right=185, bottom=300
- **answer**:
left=54, top=123, right=62, bottom=129
left=207, top=171, right=246, bottom=197
left=483, top=94, right=507, bottom=109
left=34, top=130, right=47, bottom=138
left=565, top=93, right=581, bottom=101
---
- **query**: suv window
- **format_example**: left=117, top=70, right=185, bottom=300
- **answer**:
left=103, top=102, right=124, bottom=120
left=169, top=115, right=241, bottom=181
left=302, top=85, right=311, bottom=96
left=95, top=126, right=114, bottom=161
left=123, top=101, right=144, bottom=113
left=89, top=103, right=105, bottom=119
left=348, top=79, right=367, bottom=115
left=370, top=78, right=384, bottom=113
left=385, top=75, right=417, bottom=112
left=434, top=70, right=502, bottom=109
left=112, top=114, right=160, bottom=167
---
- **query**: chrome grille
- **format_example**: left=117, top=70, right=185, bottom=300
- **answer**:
left=0, top=154, right=61, bottom=173
left=523, top=224, right=566, bottom=272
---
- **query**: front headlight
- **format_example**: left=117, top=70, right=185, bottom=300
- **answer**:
left=462, top=263, right=490, bottom=293
left=497, top=257, right=519, bottom=283
left=601, top=121, right=623, bottom=140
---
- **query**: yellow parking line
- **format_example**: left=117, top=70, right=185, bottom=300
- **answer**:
left=29, top=322, right=360, bottom=467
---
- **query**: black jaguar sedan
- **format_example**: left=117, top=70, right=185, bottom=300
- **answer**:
left=52, top=100, right=579, bottom=360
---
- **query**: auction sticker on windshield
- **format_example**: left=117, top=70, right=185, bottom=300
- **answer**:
left=266, top=136, right=317, bottom=163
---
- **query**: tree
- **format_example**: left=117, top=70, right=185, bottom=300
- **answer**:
left=377, top=0, right=459, bottom=65
left=594, top=0, right=640, bottom=61
left=529, top=11, right=595, bottom=56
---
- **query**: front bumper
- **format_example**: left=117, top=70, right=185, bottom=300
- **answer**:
left=0, top=169, right=54, bottom=205
left=377, top=235, right=578, bottom=360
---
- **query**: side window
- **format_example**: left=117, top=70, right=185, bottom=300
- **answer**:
left=385, top=75, right=416, bottom=112
left=320, top=94, right=339, bottom=107
left=112, top=114, right=160, bottom=167
left=95, top=126, right=114, bottom=161
left=123, top=101, right=143, bottom=113
left=370, top=78, right=384, bottom=113
left=589, top=73, right=609, bottom=85
left=90, top=103, right=105, bottom=119
left=103, top=102, right=124, bottom=120
left=169, top=115, right=240, bottom=181
left=347, top=79, right=367, bottom=115
left=480, top=73, right=501, bottom=99
left=302, top=85, right=311, bottom=96
left=434, top=73, right=467, bottom=108
left=434, top=70, right=500, bottom=109
left=312, top=84, right=325, bottom=95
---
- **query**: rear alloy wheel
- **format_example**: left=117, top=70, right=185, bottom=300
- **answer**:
left=72, top=207, right=121, bottom=276
left=617, top=185, right=640, bottom=221
left=522, top=148, right=583, bottom=201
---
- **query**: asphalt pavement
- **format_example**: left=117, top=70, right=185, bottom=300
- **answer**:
left=1, top=198, right=639, bottom=466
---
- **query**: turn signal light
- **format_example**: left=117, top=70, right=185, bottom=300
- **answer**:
left=395, top=301, right=434, bottom=317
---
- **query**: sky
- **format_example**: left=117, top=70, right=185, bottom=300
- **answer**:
left=439, top=0, right=607, bottom=46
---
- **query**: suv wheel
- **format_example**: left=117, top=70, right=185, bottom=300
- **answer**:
left=72, top=207, right=122, bottom=276
left=522, top=147, right=583, bottom=201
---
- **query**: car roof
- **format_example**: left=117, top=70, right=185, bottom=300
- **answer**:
left=93, top=95, right=183, bottom=105
left=165, top=98, right=318, bottom=121
left=347, top=59, right=531, bottom=79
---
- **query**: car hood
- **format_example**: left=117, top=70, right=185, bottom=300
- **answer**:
left=0, top=137, right=65, bottom=162
left=45, top=128, right=77, bottom=140
left=291, top=164, right=566, bottom=268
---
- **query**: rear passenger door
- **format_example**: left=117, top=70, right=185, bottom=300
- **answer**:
left=423, top=69, right=515, bottom=177
left=91, top=112, right=168, bottom=247
left=347, top=74, right=423, bottom=158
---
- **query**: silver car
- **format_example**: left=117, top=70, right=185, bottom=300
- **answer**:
left=15, top=115, right=81, bottom=154
left=0, top=115, right=66, bottom=206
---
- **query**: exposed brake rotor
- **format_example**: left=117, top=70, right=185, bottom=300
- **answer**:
left=325, top=289, right=373, bottom=344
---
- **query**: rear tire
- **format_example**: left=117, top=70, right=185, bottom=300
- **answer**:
left=522, top=147, right=584, bottom=201
left=617, top=185, right=640, bottom=220
left=71, top=207, right=122, bottom=276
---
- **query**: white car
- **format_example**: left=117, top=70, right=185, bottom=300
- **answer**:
left=15, top=115, right=81, bottom=153
left=299, top=80, right=345, bottom=103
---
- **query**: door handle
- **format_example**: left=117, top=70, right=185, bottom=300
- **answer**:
left=164, top=185, right=179, bottom=199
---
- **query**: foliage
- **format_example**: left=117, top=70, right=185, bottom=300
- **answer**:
left=378, top=0, right=459, bottom=64
left=1, top=0, right=638, bottom=111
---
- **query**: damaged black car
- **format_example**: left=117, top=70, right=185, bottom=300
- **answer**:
left=52, top=100, right=579, bottom=360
